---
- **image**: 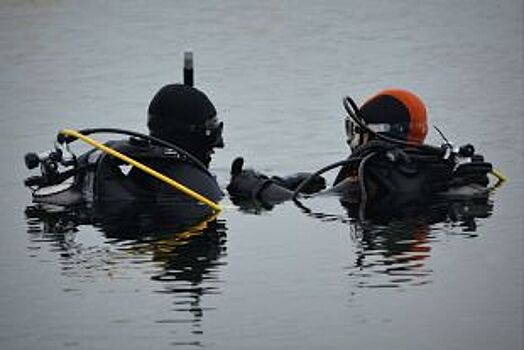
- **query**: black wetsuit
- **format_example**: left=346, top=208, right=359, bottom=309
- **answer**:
left=31, top=138, right=222, bottom=230
left=85, top=139, right=222, bottom=203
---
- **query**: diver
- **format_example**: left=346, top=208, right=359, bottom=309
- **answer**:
left=227, top=88, right=504, bottom=218
left=24, top=54, right=225, bottom=231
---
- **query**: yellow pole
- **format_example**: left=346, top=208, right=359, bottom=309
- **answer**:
left=59, top=128, right=221, bottom=212
left=491, top=168, right=508, bottom=183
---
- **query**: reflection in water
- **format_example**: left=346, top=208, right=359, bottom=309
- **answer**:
left=347, top=197, right=493, bottom=289
left=24, top=202, right=227, bottom=346
left=348, top=221, right=434, bottom=288
left=149, top=217, right=226, bottom=339
left=296, top=195, right=494, bottom=289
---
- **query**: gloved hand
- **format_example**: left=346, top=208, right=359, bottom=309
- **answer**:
left=227, top=157, right=298, bottom=208
left=227, top=157, right=273, bottom=200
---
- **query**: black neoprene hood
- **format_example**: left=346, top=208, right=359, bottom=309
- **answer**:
left=360, top=94, right=410, bottom=125
left=147, top=84, right=217, bottom=134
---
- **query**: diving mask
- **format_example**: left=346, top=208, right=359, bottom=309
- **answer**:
left=345, top=115, right=409, bottom=148
left=199, top=116, right=224, bottom=148
left=149, top=114, right=224, bottom=148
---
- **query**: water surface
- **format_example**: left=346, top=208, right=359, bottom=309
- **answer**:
left=1, top=1, right=523, bottom=349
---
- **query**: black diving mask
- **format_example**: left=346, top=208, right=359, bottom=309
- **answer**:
left=150, top=115, right=225, bottom=149
left=200, top=116, right=224, bottom=148
left=182, top=116, right=224, bottom=148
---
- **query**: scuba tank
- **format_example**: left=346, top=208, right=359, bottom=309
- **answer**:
left=24, top=128, right=222, bottom=208
left=23, top=128, right=223, bottom=232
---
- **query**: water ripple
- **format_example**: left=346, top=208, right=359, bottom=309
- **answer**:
left=24, top=204, right=228, bottom=345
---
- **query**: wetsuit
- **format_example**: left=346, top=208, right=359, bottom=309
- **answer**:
left=28, top=137, right=222, bottom=230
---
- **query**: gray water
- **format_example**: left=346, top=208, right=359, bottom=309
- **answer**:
left=1, top=0, right=523, bottom=349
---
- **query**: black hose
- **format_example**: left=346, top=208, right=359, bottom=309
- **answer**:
left=291, top=158, right=361, bottom=201
left=57, top=128, right=209, bottom=173
left=291, top=152, right=377, bottom=223
left=357, top=152, right=377, bottom=221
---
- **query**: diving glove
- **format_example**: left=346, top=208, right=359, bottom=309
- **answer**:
left=227, top=157, right=326, bottom=204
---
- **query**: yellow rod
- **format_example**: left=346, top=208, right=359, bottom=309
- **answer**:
left=491, top=168, right=508, bottom=183
left=59, top=128, right=221, bottom=212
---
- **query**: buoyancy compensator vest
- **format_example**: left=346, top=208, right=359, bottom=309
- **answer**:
left=332, top=139, right=493, bottom=201
left=24, top=130, right=223, bottom=222
left=75, top=138, right=222, bottom=205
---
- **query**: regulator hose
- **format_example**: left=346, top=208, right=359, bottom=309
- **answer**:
left=291, top=158, right=362, bottom=201
left=357, top=152, right=378, bottom=221
left=57, top=127, right=209, bottom=173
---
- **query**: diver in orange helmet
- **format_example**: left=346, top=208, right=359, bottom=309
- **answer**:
left=334, top=88, right=430, bottom=186
left=227, top=88, right=496, bottom=213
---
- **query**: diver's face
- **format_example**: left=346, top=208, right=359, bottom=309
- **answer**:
left=345, top=116, right=369, bottom=151
left=203, top=116, right=224, bottom=149
left=348, top=133, right=370, bottom=151
left=201, top=118, right=224, bottom=166
left=348, top=132, right=361, bottom=151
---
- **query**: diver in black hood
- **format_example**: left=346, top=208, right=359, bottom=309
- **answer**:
left=24, top=54, right=224, bottom=231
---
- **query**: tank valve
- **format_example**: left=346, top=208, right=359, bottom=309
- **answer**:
left=459, top=144, right=475, bottom=157
left=24, top=149, right=62, bottom=169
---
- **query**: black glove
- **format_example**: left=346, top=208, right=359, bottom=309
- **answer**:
left=227, top=157, right=273, bottom=200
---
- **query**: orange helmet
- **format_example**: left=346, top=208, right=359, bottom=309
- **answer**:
left=359, top=89, right=428, bottom=144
